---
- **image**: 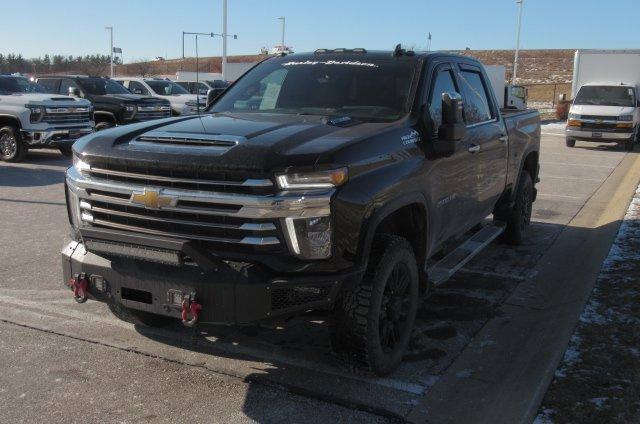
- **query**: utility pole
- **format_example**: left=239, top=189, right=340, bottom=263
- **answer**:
left=105, top=26, right=113, bottom=77
left=512, top=0, right=524, bottom=85
left=278, top=17, right=285, bottom=49
left=222, top=0, right=228, bottom=81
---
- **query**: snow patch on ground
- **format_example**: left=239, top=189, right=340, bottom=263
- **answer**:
left=540, top=122, right=566, bottom=132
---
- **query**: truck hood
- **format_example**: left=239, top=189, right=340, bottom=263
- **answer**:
left=76, top=112, right=396, bottom=174
left=2, top=93, right=91, bottom=107
left=571, top=104, right=636, bottom=117
left=101, top=94, right=166, bottom=104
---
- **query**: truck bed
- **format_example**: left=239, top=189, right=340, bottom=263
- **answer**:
left=502, top=108, right=541, bottom=190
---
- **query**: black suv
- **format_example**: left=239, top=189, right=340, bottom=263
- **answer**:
left=37, top=76, right=172, bottom=130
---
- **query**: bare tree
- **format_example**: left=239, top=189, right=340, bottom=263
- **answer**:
left=129, top=59, right=153, bottom=77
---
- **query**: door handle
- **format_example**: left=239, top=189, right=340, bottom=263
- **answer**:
left=468, top=144, right=481, bottom=154
left=499, top=135, right=508, bottom=143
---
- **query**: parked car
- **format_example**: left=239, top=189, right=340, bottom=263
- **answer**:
left=114, top=77, right=206, bottom=116
left=62, top=48, right=540, bottom=375
left=36, top=76, right=171, bottom=131
left=0, top=75, right=93, bottom=162
left=566, top=49, right=640, bottom=150
left=174, top=79, right=229, bottom=100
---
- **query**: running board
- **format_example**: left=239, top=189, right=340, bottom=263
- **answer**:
left=427, top=223, right=505, bottom=287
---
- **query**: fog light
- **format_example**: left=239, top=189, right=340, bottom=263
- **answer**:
left=284, top=216, right=332, bottom=259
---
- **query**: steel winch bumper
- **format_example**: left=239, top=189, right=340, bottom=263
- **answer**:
left=22, top=126, right=94, bottom=147
left=61, top=236, right=361, bottom=325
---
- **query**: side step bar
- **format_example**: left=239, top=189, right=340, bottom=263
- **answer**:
left=427, top=223, right=505, bottom=287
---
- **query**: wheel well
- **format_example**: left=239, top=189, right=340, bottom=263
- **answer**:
left=373, top=203, right=428, bottom=293
left=523, top=151, right=538, bottom=180
left=0, top=115, right=21, bottom=130
left=94, top=112, right=117, bottom=125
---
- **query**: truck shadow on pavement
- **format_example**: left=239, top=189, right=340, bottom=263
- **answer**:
left=131, top=218, right=575, bottom=419
left=0, top=150, right=68, bottom=187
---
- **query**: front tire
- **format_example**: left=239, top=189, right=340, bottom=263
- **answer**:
left=0, top=126, right=27, bottom=162
left=329, top=235, right=419, bottom=376
left=502, top=171, right=533, bottom=245
left=566, top=138, right=575, bottom=147
left=624, top=139, right=634, bottom=151
left=108, top=303, right=174, bottom=328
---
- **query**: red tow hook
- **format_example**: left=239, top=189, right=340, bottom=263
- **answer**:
left=68, top=273, right=89, bottom=303
left=181, top=296, right=202, bottom=327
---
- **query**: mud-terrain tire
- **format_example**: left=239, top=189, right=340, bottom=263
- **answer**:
left=624, top=139, right=634, bottom=151
left=0, top=126, right=27, bottom=162
left=329, top=234, right=419, bottom=376
left=565, top=138, right=575, bottom=147
left=108, top=303, right=174, bottom=328
left=58, top=146, right=73, bottom=157
left=501, top=171, right=533, bottom=245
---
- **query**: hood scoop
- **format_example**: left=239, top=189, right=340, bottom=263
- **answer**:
left=51, top=97, right=74, bottom=101
left=129, top=131, right=243, bottom=154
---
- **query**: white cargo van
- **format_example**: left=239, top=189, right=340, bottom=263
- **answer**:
left=566, top=50, right=640, bottom=151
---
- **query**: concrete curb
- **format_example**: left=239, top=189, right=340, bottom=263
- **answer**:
left=407, top=151, right=640, bottom=424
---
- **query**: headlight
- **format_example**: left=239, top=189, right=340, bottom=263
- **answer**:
left=619, top=115, right=633, bottom=122
left=568, top=113, right=580, bottom=120
left=284, top=216, right=332, bottom=259
left=276, top=168, right=348, bottom=190
left=123, top=104, right=137, bottom=120
left=25, top=105, right=45, bottom=123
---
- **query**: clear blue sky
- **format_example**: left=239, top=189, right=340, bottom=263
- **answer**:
left=2, top=0, right=638, bottom=61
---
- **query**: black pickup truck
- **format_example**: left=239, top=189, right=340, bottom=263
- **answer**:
left=62, top=48, right=540, bottom=375
left=37, top=76, right=172, bottom=130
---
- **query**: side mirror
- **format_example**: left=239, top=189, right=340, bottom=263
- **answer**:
left=206, top=89, right=217, bottom=107
left=199, top=89, right=209, bottom=95
left=431, top=92, right=467, bottom=157
left=132, top=88, right=143, bottom=95
left=68, top=87, right=80, bottom=97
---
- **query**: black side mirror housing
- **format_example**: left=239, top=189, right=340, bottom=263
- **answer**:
left=427, top=91, right=467, bottom=157
left=133, top=89, right=143, bottom=95
left=68, top=87, right=81, bottom=97
left=206, top=89, right=217, bottom=107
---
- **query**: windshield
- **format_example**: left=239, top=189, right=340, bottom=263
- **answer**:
left=0, top=77, right=47, bottom=94
left=78, top=78, right=131, bottom=95
left=146, top=80, right=189, bottom=95
left=574, top=85, right=635, bottom=107
left=211, top=57, right=418, bottom=122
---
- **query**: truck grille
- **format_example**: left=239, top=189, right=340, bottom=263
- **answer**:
left=43, top=107, right=92, bottom=124
left=135, top=105, right=172, bottom=121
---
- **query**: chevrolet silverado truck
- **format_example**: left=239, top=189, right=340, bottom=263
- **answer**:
left=62, top=48, right=540, bottom=375
left=0, top=75, right=93, bottom=162
left=114, top=77, right=206, bottom=116
left=36, top=76, right=172, bottom=131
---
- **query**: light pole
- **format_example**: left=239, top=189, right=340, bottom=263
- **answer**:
left=222, top=0, right=228, bottom=81
left=277, top=17, right=285, bottom=50
left=105, top=26, right=114, bottom=77
left=512, top=0, right=524, bottom=85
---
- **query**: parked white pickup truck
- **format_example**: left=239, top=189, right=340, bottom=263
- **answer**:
left=0, top=75, right=94, bottom=162
left=114, top=77, right=206, bottom=116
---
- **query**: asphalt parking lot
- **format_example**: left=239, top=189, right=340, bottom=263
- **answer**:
left=0, top=125, right=638, bottom=423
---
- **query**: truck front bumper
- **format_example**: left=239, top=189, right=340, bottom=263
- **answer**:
left=22, top=126, right=94, bottom=148
left=61, top=239, right=361, bottom=325
left=565, top=128, right=634, bottom=142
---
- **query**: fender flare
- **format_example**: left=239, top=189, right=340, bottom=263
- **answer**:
left=356, top=191, right=430, bottom=269
left=93, top=111, right=117, bottom=124
left=0, top=114, right=23, bottom=129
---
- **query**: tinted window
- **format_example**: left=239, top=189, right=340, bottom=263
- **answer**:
left=77, top=78, right=130, bottom=95
left=459, top=70, right=492, bottom=124
left=37, top=78, right=59, bottom=93
left=0, top=77, right=46, bottom=94
left=128, top=81, right=149, bottom=95
left=175, top=81, right=192, bottom=93
left=212, top=57, right=417, bottom=122
left=146, top=80, right=189, bottom=95
left=59, top=79, right=81, bottom=96
left=428, top=69, right=458, bottom=133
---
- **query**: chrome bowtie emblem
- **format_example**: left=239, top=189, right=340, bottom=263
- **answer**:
left=131, top=189, right=175, bottom=209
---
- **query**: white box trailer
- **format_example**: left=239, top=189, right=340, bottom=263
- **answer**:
left=566, top=50, right=640, bottom=150
left=571, top=49, right=640, bottom=98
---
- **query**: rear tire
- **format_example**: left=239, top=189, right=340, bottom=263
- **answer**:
left=565, top=138, right=575, bottom=147
left=0, top=126, right=27, bottom=162
left=501, top=171, right=533, bottom=245
left=624, top=139, right=634, bottom=151
left=329, top=235, right=419, bottom=376
left=108, top=303, right=174, bottom=328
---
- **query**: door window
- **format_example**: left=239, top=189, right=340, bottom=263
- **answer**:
left=37, top=78, right=59, bottom=93
left=128, top=81, right=149, bottom=95
left=59, top=79, right=80, bottom=96
left=458, top=70, right=493, bottom=124
left=428, top=69, right=458, bottom=136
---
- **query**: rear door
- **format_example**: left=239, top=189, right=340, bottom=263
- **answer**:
left=454, top=63, right=508, bottom=219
